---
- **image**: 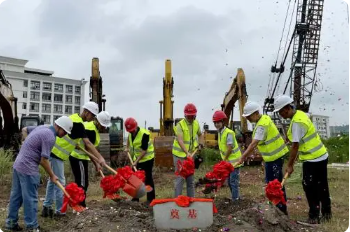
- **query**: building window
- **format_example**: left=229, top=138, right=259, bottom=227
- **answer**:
left=65, top=105, right=72, bottom=114
left=42, top=104, right=51, bottom=113
left=53, top=115, right=61, bottom=121
left=23, top=80, right=28, bottom=87
left=75, top=86, right=81, bottom=94
left=75, top=96, right=80, bottom=104
left=22, top=103, right=27, bottom=109
left=66, top=95, right=73, bottom=104
left=66, top=85, right=73, bottom=93
left=29, top=103, right=39, bottom=112
left=43, top=82, right=52, bottom=91
left=30, top=91, right=40, bottom=101
left=74, top=106, right=80, bottom=114
left=30, top=81, right=40, bottom=90
left=23, top=92, right=27, bottom=98
left=54, top=104, right=63, bottom=113
left=42, top=93, right=52, bottom=102
left=54, top=94, right=63, bottom=103
left=42, top=115, right=51, bottom=124
left=54, top=83, right=63, bottom=92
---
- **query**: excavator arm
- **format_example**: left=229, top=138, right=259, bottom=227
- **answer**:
left=221, top=68, right=248, bottom=133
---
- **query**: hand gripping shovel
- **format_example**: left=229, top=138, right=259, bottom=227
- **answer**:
left=126, top=152, right=153, bottom=193
left=77, top=146, right=147, bottom=199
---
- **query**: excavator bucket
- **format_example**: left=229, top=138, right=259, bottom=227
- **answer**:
left=154, top=136, right=174, bottom=168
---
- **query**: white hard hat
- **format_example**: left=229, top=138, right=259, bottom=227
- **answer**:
left=273, top=95, right=294, bottom=112
left=97, top=111, right=112, bottom=128
left=83, top=102, right=99, bottom=116
left=55, top=116, right=73, bottom=134
left=242, top=101, right=260, bottom=117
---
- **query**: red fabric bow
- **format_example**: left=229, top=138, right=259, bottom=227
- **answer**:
left=100, top=174, right=126, bottom=199
left=150, top=195, right=218, bottom=213
left=265, top=179, right=286, bottom=205
left=61, top=183, right=85, bottom=213
left=204, top=161, right=234, bottom=190
left=175, top=157, right=195, bottom=178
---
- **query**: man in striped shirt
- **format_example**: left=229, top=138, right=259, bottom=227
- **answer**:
left=5, top=116, right=73, bottom=232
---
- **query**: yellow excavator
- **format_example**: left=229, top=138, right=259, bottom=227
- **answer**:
left=149, top=59, right=175, bottom=168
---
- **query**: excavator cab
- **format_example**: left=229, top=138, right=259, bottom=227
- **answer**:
left=109, top=117, right=128, bottom=168
left=20, top=115, right=43, bottom=130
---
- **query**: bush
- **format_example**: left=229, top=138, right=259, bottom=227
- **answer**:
left=200, top=148, right=221, bottom=165
left=0, top=149, right=14, bottom=184
left=323, top=135, right=349, bottom=163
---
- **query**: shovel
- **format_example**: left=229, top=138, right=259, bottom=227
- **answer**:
left=127, top=151, right=153, bottom=192
left=55, top=181, right=85, bottom=213
left=77, top=146, right=147, bottom=199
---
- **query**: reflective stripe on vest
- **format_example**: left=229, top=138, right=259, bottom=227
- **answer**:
left=51, top=114, right=83, bottom=161
left=70, top=121, right=100, bottom=161
left=172, top=119, right=200, bottom=158
left=253, top=115, right=288, bottom=162
left=287, top=110, right=327, bottom=161
left=218, top=127, right=242, bottom=167
left=129, top=127, right=155, bottom=163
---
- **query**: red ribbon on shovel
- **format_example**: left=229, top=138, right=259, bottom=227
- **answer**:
left=175, top=149, right=197, bottom=179
left=56, top=181, right=85, bottom=213
left=265, top=173, right=289, bottom=205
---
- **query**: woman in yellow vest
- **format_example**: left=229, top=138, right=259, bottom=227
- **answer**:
left=212, top=110, right=242, bottom=201
left=274, top=95, right=331, bottom=224
left=125, top=117, right=155, bottom=204
left=69, top=111, right=111, bottom=207
left=42, top=102, right=106, bottom=217
left=172, top=103, right=204, bottom=197
left=238, top=102, right=289, bottom=214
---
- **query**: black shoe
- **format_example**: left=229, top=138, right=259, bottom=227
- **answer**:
left=5, top=224, right=23, bottom=231
left=54, top=212, right=66, bottom=218
left=25, top=226, right=40, bottom=232
left=296, top=217, right=320, bottom=227
left=41, top=206, right=49, bottom=218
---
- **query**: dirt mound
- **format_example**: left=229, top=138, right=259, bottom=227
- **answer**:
left=47, top=198, right=313, bottom=232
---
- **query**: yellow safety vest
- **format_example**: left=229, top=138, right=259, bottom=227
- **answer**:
left=218, top=127, right=242, bottom=167
left=51, top=114, right=83, bottom=161
left=129, top=127, right=155, bottom=163
left=253, top=115, right=288, bottom=162
left=287, top=110, right=327, bottom=161
left=172, top=119, right=200, bottom=158
left=70, top=121, right=100, bottom=161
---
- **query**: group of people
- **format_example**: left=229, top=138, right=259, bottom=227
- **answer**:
left=5, top=94, right=331, bottom=231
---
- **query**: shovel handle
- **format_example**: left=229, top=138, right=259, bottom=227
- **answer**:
left=77, top=145, right=118, bottom=175
left=190, top=149, right=198, bottom=158
left=55, top=180, right=71, bottom=199
left=281, top=172, right=289, bottom=187
left=127, top=152, right=137, bottom=172
left=99, top=170, right=105, bottom=178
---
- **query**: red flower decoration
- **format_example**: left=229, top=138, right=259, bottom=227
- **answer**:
left=265, top=179, right=286, bottom=205
left=61, top=183, right=85, bottom=213
left=175, top=157, right=195, bottom=178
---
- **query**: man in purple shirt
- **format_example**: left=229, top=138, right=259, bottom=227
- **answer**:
left=5, top=116, right=73, bottom=231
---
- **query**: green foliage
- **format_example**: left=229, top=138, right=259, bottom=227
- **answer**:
left=0, top=149, right=14, bottom=184
left=323, top=135, right=349, bottom=163
left=200, top=148, right=221, bottom=165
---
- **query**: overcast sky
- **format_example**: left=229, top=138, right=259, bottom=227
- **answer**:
left=0, top=0, right=348, bottom=129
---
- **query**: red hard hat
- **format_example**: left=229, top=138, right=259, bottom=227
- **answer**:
left=125, top=117, right=138, bottom=132
left=184, top=103, right=197, bottom=116
left=212, top=110, right=227, bottom=122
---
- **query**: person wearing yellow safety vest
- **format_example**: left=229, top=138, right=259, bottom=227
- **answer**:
left=125, top=117, right=155, bottom=204
left=69, top=111, right=111, bottom=207
left=42, top=102, right=106, bottom=217
left=274, top=95, right=331, bottom=224
left=172, top=103, right=204, bottom=197
left=238, top=102, right=289, bottom=214
left=212, top=110, right=242, bottom=201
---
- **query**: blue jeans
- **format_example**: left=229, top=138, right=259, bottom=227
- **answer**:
left=43, top=157, right=65, bottom=213
left=173, top=155, right=195, bottom=197
left=265, top=157, right=287, bottom=214
left=6, top=169, right=40, bottom=229
left=228, top=168, right=240, bottom=200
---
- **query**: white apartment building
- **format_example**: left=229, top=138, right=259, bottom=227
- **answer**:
left=0, top=56, right=87, bottom=124
left=311, top=114, right=330, bottom=139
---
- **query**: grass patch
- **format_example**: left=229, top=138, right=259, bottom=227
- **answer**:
left=323, top=135, right=349, bottom=163
left=0, top=149, right=14, bottom=185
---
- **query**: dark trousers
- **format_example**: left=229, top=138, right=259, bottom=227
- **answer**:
left=69, top=156, right=89, bottom=207
left=132, top=158, right=155, bottom=203
left=302, top=158, right=331, bottom=219
left=265, top=157, right=288, bottom=214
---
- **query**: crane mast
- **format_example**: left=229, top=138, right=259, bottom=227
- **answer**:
left=90, top=57, right=106, bottom=112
